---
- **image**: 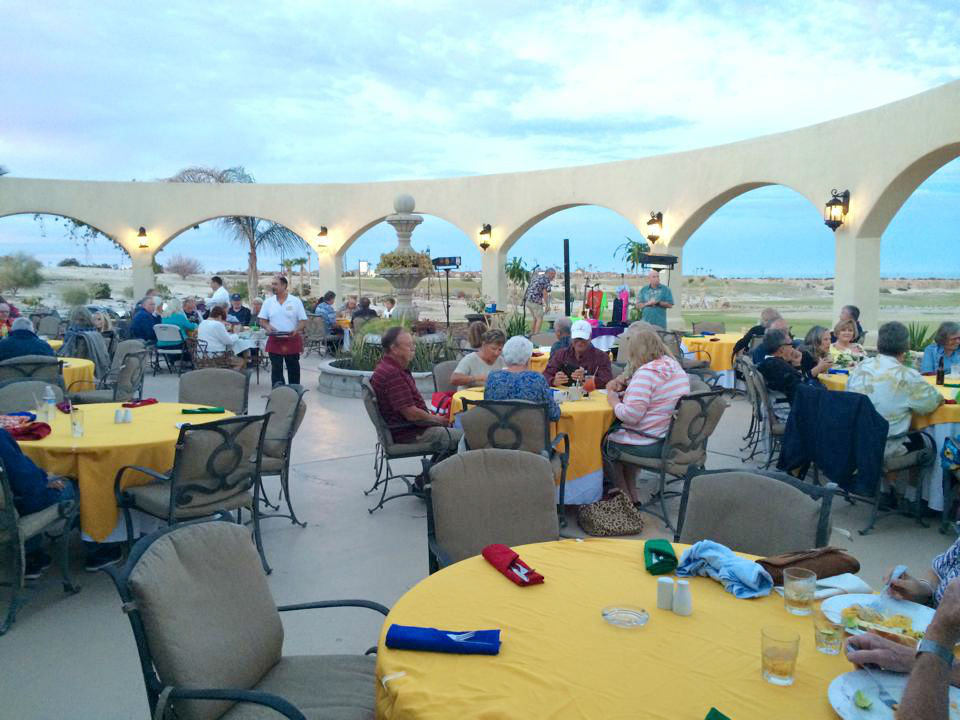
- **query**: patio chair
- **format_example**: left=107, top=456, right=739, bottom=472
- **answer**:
left=35, top=315, right=62, bottom=338
left=360, top=378, right=456, bottom=513
left=692, top=321, right=726, bottom=334
left=0, top=461, right=80, bottom=635
left=152, top=324, right=187, bottom=375
left=303, top=316, right=341, bottom=356
left=427, top=449, right=560, bottom=574
left=0, top=355, right=64, bottom=390
left=601, top=390, right=729, bottom=531
left=611, top=361, right=626, bottom=378
left=178, top=368, right=250, bottom=415
left=0, top=381, right=64, bottom=413
left=748, top=367, right=785, bottom=469
left=69, top=349, right=147, bottom=404
left=114, top=414, right=273, bottom=573
left=184, top=337, right=245, bottom=371
left=735, top=355, right=765, bottom=461
left=432, top=359, right=458, bottom=393
left=460, top=398, right=570, bottom=524
left=257, top=385, right=309, bottom=527
left=676, top=469, right=837, bottom=555
left=530, top=332, right=557, bottom=347
left=657, top=329, right=716, bottom=385
left=104, top=517, right=386, bottom=720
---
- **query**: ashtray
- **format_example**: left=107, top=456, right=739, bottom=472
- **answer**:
left=601, top=606, right=649, bottom=628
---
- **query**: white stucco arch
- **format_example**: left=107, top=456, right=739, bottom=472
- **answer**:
left=502, top=202, right=642, bottom=254
left=159, top=214, right=306, bottom=253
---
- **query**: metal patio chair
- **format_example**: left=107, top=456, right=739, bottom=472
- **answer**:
left=69, top=349, right=147, bottom=404
left=178, top=368, right=251, bottom=415
left=0, top=355, right=64, bottom=390
left=0, top=381, right=63, bottom=413
left=257, top=384, right=309, bottom=527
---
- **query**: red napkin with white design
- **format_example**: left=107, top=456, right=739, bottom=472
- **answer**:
left=8, top=422, right=52, bottom=441
left=122, top=398, right=158, bottom=408
left=482, top=544, right=544, bottom=586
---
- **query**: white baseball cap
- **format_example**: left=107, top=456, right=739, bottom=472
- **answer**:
left=571, top=320, right=592, bottom=341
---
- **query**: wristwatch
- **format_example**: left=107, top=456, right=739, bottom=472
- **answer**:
left=917, top=638, right=955, bottom=668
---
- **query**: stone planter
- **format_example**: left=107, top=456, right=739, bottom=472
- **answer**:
left=316, top=357, right=435, bottom=398
left=378, top=267, right=427, bottom=322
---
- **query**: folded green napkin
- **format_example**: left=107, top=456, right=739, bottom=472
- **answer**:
left=644, top=539, right=678, bottom=575
left=705, top=709, right=730, bottom=720
left=181, top=407, right=226, bottom=414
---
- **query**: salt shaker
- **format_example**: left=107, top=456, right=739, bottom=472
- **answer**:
left=123, top=408, right=133, bottom=423
left=673, top=579, right=693, bottom=616
left=657, top=577, right=674, bottom=611
left=114, top=409, right=124, bottom=424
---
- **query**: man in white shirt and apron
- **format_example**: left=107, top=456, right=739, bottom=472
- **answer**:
left=206, top=275, right=231, bottom=312
left=258, top=275, right=308, bottom=386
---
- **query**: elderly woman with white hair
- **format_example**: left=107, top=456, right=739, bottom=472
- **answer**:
left=484, top=335, right=561, bottom=421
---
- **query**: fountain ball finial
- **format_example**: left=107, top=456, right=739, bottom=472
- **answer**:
left=394, top=193, right=416, bottom=214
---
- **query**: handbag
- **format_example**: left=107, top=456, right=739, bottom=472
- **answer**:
left=576, top=488, right=643, bottom=537
left=756, top=547, right=860, bottom=585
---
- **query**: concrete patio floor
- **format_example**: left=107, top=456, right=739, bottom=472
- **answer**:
left=1, top=356, right=955, bottom=718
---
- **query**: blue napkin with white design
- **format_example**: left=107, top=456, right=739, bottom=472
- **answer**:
left=385, top=624, right=501, bottom=655
left=676, top=540, right=773, bottom=598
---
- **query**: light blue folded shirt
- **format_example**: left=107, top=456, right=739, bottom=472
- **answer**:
left=676, top=540, right=774, bottom=598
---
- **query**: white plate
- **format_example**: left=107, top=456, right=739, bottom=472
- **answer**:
left=828, top=669, right=960, bottom=719
left=821, top=593, right=935, bottom=636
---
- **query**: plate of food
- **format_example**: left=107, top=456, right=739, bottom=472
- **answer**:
left=0, top=413, right=37, bottom=429
left=821, top=593, right=933, bottom=645
left=828, top=669, right=960, bottom=719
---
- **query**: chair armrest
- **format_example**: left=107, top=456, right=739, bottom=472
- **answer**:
left=428, top=536, right=455, bottom=570
left=550, top=432, right=570, bottom=467
left=165, top=687, right=306, bottom=720
left=113, top=465, right=170, bottom=498
left=277, top=599, right=390, bottom=617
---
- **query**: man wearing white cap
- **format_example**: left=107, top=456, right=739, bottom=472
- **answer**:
left=543, top=319, right=613, bottom=388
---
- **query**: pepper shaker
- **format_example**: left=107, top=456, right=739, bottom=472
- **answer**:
left=657, top=577, right=675, bottom=611
left=114, top=409, right=124, bottom=424
left=123, top=408, right=133, bottom=423
left=673, top=579, right=693, bottom=616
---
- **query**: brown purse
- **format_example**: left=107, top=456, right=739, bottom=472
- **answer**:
left=576, top=489, right=644, bottom=537
left=757, top=547, right=860, bottom=585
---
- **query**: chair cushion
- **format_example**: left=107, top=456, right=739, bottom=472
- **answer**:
left=129, top=522, right=283, bottom=720
left=125, top=481, right=252, bottom=519
left=259, top=455, right=285, bottom=474
left=222, top=655, right=376, bottom=719
left=884, top=448, right=933, bottom=472
left=18, top=502, right=68, bottom=540
left=69, top=389, right=114, bottom=404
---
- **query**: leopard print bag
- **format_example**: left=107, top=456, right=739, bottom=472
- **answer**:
left=577, top=488, right=644, bottom=536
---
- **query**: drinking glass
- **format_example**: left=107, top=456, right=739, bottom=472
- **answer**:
left=583, top=375, right=596, bottom=393
left=783, top=567, right=816, bottom=616
left=812, top=609, right=843, bottom=655
left=761, top=626, right=799, bottom=686
left=70, top=407, right=84, bottom=438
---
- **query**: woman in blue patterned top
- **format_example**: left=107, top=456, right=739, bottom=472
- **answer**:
left=484, top=335, right=562, bottom=421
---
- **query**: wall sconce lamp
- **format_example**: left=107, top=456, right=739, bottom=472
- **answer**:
left=137, top=226, right=149, bottom=248
left=479, top=223, right=492, bottom=251
left=646, top=212, right=663, bottom=244
left=317, top=226, right=328, bottom=238
left=823, top=189, right=850, bottom=231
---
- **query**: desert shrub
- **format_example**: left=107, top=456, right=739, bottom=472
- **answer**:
left=88, top=282, right=111, bottom=299
left=227, top=281, right=248, bottom=300
left=154, top=283, right=172, bottom=298
left=122, top=286, right=134, bottom=299
left=0, top=253, right=44, bottom=294
left=165, top=253, right=204, bottom=279
left=58, top=257, right=81, bottom=267
left=60, top=285, right=90, bottom=306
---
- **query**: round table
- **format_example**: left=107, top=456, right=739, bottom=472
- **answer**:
left=18, top=402, right=235, bottom=541
left=451, top=388, right=614, bottom=504
left=683, top=332, right=742, bottom=390
left=60, top=357, right=95, bottom=391
left=375, top=539, right=846, bottom=719
left=819, top=372, right=960, bottom=510
left=530, top=350, right=549, bottom=374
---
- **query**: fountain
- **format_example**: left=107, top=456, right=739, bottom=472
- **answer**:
left=377, top=193, right=431, bottom=322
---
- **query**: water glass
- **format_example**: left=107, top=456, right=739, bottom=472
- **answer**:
left=812, top=610, right=843, bottom=655
left=761, top=626, right=800, bottom=686
left=783, top=567, right=816, bottom=616
left=70, top=408, right=84, bottom=438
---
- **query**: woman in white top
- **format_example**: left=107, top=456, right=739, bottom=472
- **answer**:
left=450, top=328, right=506, bottom=387
left=197, top=306, right=245, bottom=369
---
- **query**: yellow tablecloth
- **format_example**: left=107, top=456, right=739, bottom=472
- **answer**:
left=683, top=332, right=741, bottom=372
left=60, top=357, right=95, bottom=391
left=451, top=388, right=614, bottom=492
left=530, top=351, right=549, bottom=374
left=818, top=372, right=959, bottom=430
left=375, top=539, right=845, bottom=719
left=48, top=339, right=63, bottom=351
left=19, top=402, right=234, bottom=541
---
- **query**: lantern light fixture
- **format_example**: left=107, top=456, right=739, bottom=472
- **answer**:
left=317, top=226, right=328, bottom=237
left=823, top=189, right=850, bottom=231
left=479, top=223, right=492, bottom=251
left=137, top=226, right=148, bottom=248
left=646, top=212, right=663, bottom=244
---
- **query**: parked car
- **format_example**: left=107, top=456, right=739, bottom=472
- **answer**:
left=86, top=304, right=129, bottom=319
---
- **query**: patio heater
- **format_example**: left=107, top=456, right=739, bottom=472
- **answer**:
left=431, top=255, right=461, bottom=330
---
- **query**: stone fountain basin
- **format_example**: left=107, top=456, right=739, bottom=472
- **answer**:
left=317, top=358, right=435, bottom=398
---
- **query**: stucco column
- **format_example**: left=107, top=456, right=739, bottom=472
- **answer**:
left=833, top=234, right=881, bottom=341
left=482, top=247, right=508, bottom=309
left=130, top=250, right=155, bottom=300
left=665, top=246, right=685, bottom=330
left=318, top=250, right=342, bottom=300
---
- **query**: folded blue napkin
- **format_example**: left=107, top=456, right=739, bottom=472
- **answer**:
left=385, top=624, right=501, bottom=655
left=676, top=540, right=773, bottom=598
left=701, top=331, right=716, bottom=336
left=826, top=368, right=849, bottom=375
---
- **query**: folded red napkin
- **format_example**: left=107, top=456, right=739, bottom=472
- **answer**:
left=9, top=422, right=52, bottom=441
left=482, top=544, right=544, bottom=586
left=122, top=398, right=158, bottom=408
left=56, top=401, right=72, bottom=414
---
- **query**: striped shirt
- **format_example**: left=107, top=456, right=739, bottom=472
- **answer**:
left=609, top=355, right=690, bottom=445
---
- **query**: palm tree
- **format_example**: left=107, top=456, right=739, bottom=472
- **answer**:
left=505, top=256, right=531, bottom=287
left=615, top=236, right=651, bottom=274
left=167, top=166, right=308, bottom=299
left=292, top=256, right=309, bottom=295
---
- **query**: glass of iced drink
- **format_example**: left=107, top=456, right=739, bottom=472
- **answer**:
left=761, top=626, right=800, bottom=686
left=783, top=568, right=816, bottom=616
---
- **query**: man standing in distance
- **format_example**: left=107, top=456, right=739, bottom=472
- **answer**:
left=525, top=268, right=556, bottom=336
left=258, top=275, right=308, bottom=386
left=638, top=270, right=673, bottom=329
left=206, top=275, right=230, bottom=310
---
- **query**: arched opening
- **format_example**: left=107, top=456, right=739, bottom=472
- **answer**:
left=155, top=216, right=314, bottom=306
left=681, top=185, right=834, bottom=336
left=0, top=212, right=130, bottom=313
left=505, top=205, right=642, bottom=319
left=341, top=214, right=477, bottom=322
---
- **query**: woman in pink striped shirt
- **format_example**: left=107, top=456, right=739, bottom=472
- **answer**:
left=604, top=329, right=690, bottom=504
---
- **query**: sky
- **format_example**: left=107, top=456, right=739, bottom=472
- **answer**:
left=1, top=0, right=958, bottom=277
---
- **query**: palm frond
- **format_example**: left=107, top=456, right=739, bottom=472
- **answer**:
left=255, top=222, right=308, bottom=254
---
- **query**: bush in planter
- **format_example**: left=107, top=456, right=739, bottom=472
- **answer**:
left=377, top=249, right=434, bottom=274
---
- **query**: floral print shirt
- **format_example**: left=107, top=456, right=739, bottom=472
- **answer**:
left=933, top=536, right=960, bottom=605
left=484, top=370, right=562, bottom=421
